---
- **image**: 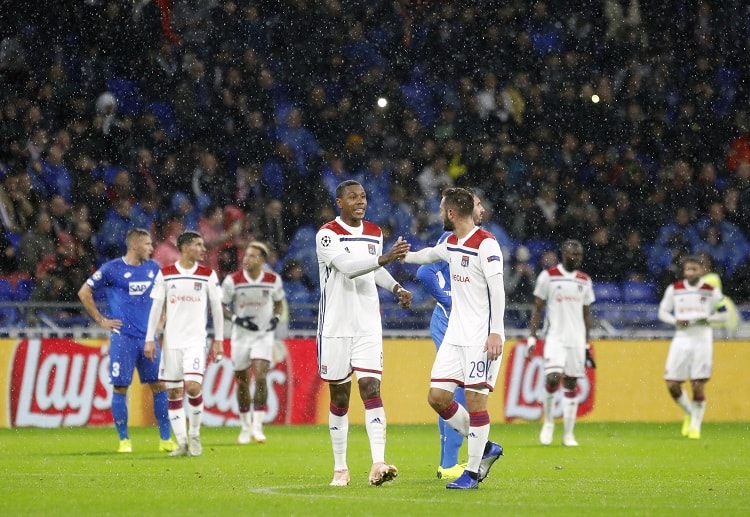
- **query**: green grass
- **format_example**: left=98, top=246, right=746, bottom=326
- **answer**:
left=1, top=423, right=748, bottom=516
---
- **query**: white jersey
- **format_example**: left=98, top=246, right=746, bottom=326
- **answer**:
left=148, top=262, right=224, bottom=349
left=432, top=227, right=505, bottom=347
left=222, top=268, right=285, bottom=341
left=533, top=264, right=594, bottom=348
left=659, top=279, right=723, bottom=342
left=316, top=217, right=385, bottom=338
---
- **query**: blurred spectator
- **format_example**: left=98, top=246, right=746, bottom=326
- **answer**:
left=256, top=199, right=287, bottom=257
left=650, top=207, right=701, bottom=277
left=197, top=203, right=242, bottom=272
left=97, top=198, right=133, bottom=260
left=506, top=246, right=536, bottom=304
left=153, top=217, right=184, bottom=266
left=585, top=225, right=620, bottom=281
left=692, top=202, right=750, bottom=277
left=613, top=229, right=649, bottom=281
left=18, top=211, right=55, bottom=277
left=0, top=231, right=19, bottom=275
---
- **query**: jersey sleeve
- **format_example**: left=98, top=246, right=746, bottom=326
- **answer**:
left=208, top=270, right=224, bottom=338
left=533, top=270, right=550, bottom=300
left=221, top=275, right=235, bottom=306
left=272, top=275, right=286, bottom=302
left=478, top=238, right=504, bottom=279
left=416, top=262, right=451, bottom=308
left=150, top=270, right=165, bottom=301
left=85, top=262, right=111, bottom=291
left=583, top=279, right=595, bottom=306
left=316, top=227, right=346, bottom=267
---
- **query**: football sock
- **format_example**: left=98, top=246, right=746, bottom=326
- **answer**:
left=239, top=407, right=252, bottom=430
left=691, top=398, right=706, bottom=431
left=252, top=406, right=266, bottom=433
left=187, top=393, right=204, bottom=437
left=543, top=387, right=556, bottom=424
left=364, top=397, right=386, bottom=464
left=674, top=390, right=691, bottom=415
left=153, top=390, right=171, bottom=441
left=440, top=400, right=470, bottom=437
left=562, top=389, right=578, bottom=437
left=467, top=411, right=490, bottom=473
left=112, top=392, right=128, bottom=440
left=442, top=387, right=466, bottom=467
left=168, top=398, right=187, bottom=445
left=329, top=403, right=349, bottom=471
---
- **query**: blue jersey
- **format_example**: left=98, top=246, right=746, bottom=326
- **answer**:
left=85, top=258, right=160, bottom=338
left=416, top=232, right=452, bottom=346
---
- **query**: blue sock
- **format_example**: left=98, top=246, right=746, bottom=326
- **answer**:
left=442, top=387, right=466, bottom=468
left=112, top=392, right=128, bottom=440
left=153, top=390, right=171, bottom=441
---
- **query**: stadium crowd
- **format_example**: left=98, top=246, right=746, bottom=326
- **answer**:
left=2, top=0, right=750, bottom=327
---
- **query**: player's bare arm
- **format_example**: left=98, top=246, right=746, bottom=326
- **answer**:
left=393, top=283, right=413, bottom=308
left=526, top=296, right=546, bottom=359
left=379, top=236, right=410, bottom=265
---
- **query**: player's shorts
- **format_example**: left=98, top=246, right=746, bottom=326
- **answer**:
left=108, top=333, right=160, bottom=386
left=543, top=338, right=585, bottom=378
left=430, top=343, right=502, bottom=393
left=664, top=335, right=713, bottom=381
left=231, top=332, right=273, bottom=370
left=317, top=335, right=383, bottom=383
left=159, top=344, right=207, bottom=384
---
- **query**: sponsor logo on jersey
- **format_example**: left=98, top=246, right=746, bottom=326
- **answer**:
left=128, top=281, right=151, bottom=295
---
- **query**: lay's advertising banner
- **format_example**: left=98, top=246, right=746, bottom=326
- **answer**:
left=1, top=338, right=749, bottom=427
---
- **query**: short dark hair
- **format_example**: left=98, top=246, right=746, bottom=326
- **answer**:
left=177, top=231, right=202, bottom=250
left=561, top=239, right=583, bottom=253
left=126, top=228, right=150, bottom=245
left=335, top=180, right=361, bottom=199
left=442, top=187, right=474, bottom=217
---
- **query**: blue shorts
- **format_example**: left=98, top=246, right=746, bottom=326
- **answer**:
left=109, top=333, right=161, bottom=387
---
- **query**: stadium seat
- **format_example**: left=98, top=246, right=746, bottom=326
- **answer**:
left=523, top=239, right=556, bottom=265
left=14, top=278, right=34, bottom=302
left=593, top=282, right=622, bottom=303
left=0, top=278, right=18, bottom=326
left=621, top=281, right=658, bottom=304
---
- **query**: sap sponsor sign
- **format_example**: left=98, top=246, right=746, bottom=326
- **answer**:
left=0, top=338, right=322, bottom=428
left=503, top=338, right=595, bottom=422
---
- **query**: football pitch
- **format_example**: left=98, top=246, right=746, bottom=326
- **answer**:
left=1, top=422, right=748, bottom=516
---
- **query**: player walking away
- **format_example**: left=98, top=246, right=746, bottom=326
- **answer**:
left=527, top=239, right=595, bottom=447
left=316, top=180, right=413, bottom=487
left=658, top=255, right=727, bottom=439
left=415, top=189, right=485, bottom=480
left=144, top=231, right=224, bottom=457
left=221, top=241, right=285, bottom=444
left=78, top=228, right=177, bottom=453
left=404, top=187, right=505, bottom=490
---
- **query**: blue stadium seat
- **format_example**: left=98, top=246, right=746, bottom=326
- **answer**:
left=593, top=282, right=622, bottom=303
left=0, top=278, right=18, bottom=326
left=621, top=280, right=658, bottom=304
left=14, top=278, right=34, bottom=302
left=523, top=239, right=556, bottom=266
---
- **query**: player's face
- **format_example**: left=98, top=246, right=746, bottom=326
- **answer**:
left=683, top=261, right=705, bottom=285
left=440, top=197, right=455, bottom=231
left=243, top=248, right=264, bottom=271
left=337, top=184, right=367, bottom=225
left=472, top=194, right=484, bottom=226
left=183, top=237, right=206, bottom=262
left=133, top=235, right=153, bottom=262
left=562, top=246, right=583, bottom=270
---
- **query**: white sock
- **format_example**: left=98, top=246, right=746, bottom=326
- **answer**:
left=443, top=403, right=470, bottom=437
left=252, top=410, right=265, bottom=434
left=329, top=408, right=349, bottom=471
left=467, top=423, right=490, bottom=474
left=675, top=390, right=691, bottom=415
left=562, top=389, right=578, bottom=437
left=187, top=395, right=203, bottom=437
left=239, top=410, right=252, bottom=431
left=543, top=390, right=556, bottom=424
left=365, top=406, right=386, bottom=464
left=168, top=400, right=187, bottom=445
left=691, top=400, right=706, bottom=431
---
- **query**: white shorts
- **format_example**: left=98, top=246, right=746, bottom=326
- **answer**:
left=543, top=339, right=585, bottom=378
left=159, top=344, right=207, bottom=385
left=430, top=343, right=502, bottom=393
left=231, top=333, right=273, bottom=370
left=318, top=335, right=383, bottom=383
left=664, top=336, right=713, bottom=381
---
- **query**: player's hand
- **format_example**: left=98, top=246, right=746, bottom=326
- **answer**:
left=100, top=317, right=123, bottom=331
left=235, top=316, right=259, bottom=331
left=211, top=339, right=224, bottom=362
left=395, top=286, right=413, bottom=309
left=381, top=236, right=411, bottom=265
left=267, top=316, right=280, bottom=331
left=525, top=336, right=536, bottom=360
left=144, top=340, right=156, bottom=361
left=585, top=345, right=596, bottom=369
left=484, top=333, right=504, bottom=361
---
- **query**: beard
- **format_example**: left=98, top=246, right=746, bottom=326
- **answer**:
left=442, top=217, right=455, bottom=231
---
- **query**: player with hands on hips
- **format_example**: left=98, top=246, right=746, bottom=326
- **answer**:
left=658, top=255, right=727, bottom=439
left=77, top=228, right=177, bottom=454
left=222, top=241, right=285, bottom=444
left=316, top=180, right=411, bottom=488
left=526, top=239, right=594, bottom=447
left=404, top=187, right=505, bottom=490
left=144, top=231, right=225, bottom=457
